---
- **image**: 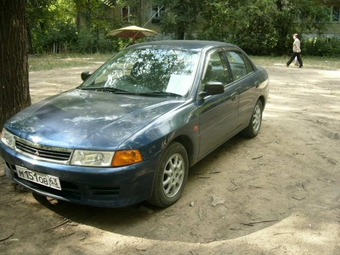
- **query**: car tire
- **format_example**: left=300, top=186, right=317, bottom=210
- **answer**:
left=242, top=99, right=263, bottom=138
left=148, top=142, right=189, bottom=208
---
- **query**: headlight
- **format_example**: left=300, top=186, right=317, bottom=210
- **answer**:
left=70, top=149, right=143, bottom=167
left=1, top=129, right=16, bottom=150
left=71, top=150, right=115, bottom=167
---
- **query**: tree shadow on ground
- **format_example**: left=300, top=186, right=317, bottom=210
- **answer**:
left=30, top=134, right=286, bottom=243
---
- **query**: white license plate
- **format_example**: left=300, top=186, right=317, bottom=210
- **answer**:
left=16, top=166, right=62, bottom=190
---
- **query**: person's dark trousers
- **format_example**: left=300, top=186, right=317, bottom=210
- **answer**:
left=286, top=52, right=303, bottom=67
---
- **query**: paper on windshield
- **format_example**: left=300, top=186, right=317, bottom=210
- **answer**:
left=166, top=74, right=193, bottom=96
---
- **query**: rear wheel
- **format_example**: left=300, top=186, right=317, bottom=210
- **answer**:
left=242, top=100, right=263, bottom=138
left=148, top=142, right=189, bottom=208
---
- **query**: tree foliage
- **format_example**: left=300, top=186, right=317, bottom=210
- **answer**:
left=153, top=0, right=201, bottom=39
left=197, top=0, right=280, bottom=55
left=27, top=0, right=77, bottom=53
left=194, top=0, right=329, bottom=55
left=28, top=0, right=120, bottom=53
left=26, top=0, right=333, bottom=55
left=73, top=0, right=119, bottom=53
left=272, top=0, right=329, bottom=55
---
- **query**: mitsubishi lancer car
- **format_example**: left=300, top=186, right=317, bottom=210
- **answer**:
left=0, top=40, right=269, bottom=208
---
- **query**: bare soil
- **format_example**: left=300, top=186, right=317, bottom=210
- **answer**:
left=1, top=63, right=340, bottom=255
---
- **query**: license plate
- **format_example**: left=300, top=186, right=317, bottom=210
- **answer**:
left=16, top=166, right=62, bottom=190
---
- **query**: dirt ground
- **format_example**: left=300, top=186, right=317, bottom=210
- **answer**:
left=0, top=61, right=339, bottom=255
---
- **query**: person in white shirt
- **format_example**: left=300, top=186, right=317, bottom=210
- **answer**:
left=286, top=33, right=303, bottom=68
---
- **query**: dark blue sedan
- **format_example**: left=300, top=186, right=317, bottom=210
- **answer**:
left=0, top=40, right=269, bottom=208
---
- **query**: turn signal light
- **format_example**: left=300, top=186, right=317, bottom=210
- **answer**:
left=112, top=150, right=143, bottom=166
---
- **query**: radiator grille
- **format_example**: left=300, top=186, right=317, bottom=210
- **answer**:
left=15, top=139, right=72, bottom=162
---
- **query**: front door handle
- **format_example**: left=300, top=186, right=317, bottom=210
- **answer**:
left=230, top=92, right=237, bottom=101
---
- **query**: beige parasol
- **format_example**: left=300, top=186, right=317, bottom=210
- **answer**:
left=108, top=25, right=157, bottom=44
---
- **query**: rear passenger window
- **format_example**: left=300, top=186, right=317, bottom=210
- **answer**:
left=225, top=51, right=254, bottom=81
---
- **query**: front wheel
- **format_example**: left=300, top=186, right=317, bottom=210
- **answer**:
left=148, top=142, right=189, bottom=208
left=241, top=100, right=263, bottom=138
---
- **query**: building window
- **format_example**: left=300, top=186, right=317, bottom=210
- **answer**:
left=332, top=6, right=340, bottom=22
left=151, top=6, right=165, bottom=23
left=122, top=6, right=131, bottom=23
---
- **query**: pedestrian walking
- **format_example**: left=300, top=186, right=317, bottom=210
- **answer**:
left=286, top=33, right=303, bottom=68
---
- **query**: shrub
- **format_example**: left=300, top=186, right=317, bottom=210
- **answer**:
left=303, top=36, right=340, bottom=57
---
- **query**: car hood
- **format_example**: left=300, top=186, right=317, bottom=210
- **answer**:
left=6, top=89, right=184, bottom=149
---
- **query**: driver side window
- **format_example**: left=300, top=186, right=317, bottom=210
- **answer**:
left=203, top=51, right=230, bottom=86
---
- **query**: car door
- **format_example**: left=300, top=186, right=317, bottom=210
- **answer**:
left=224, top=50, right=257, bottom=127
left=198, top=49, right=240, bottom=159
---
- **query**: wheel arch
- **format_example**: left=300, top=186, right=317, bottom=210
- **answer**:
left=171, top=135, right=195, bottom=167
left=258, top=95, right=266, bottom=109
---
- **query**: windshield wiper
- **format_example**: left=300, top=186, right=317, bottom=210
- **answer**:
left=140, top=91, right=182, bottom=97
left=80, top=87, right=128, bottom=93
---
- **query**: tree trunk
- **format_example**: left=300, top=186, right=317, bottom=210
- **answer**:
left=0, top=0, right=31, bottom=130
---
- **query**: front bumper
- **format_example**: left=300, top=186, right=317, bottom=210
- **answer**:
left=1, top=144, right=158, bottom=208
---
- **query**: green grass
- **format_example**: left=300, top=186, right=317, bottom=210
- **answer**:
left=28, top=53, right=340, bottom=72
left=28, top=53, right=113, bottom=71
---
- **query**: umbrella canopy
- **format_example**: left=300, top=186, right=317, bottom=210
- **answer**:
left=108, top=25, right=157, bottom=44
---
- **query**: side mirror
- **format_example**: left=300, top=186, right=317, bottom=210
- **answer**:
left=81, top=71, right=92, bottom=81
left=199, top=81, right=224, bottom=97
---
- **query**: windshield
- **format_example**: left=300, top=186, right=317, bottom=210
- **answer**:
left=79, top=47, right=200, bottom=97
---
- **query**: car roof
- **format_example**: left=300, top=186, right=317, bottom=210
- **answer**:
left=129, top=40, right=237, bottom=51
